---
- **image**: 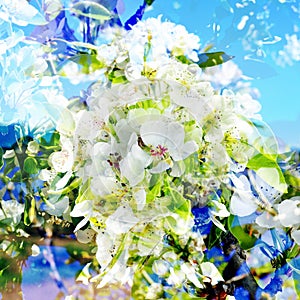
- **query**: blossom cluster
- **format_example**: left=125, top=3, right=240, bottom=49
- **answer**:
left=0, top=1, right=299, bottom=299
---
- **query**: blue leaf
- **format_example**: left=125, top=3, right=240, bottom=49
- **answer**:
left=31, top=10, right=77, bottom=43
left=124, top=1, right=147, bottom=30
left=0, top=123, right=21, bottom=149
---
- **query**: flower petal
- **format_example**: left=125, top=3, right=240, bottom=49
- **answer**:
left=106, top=204, right=139, bottom=235
left=120, top=144, right=152, bottom=186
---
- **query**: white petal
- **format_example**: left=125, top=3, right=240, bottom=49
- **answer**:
left=165, top=122, right=185, bottom=150
left=278, top=198, right=300, bottom=227
left=178, top=141, right=199, bottom=160
left=120, top=144, right=152, bottom=186
left=133, top=189, right=146, bottom=211
left=74, top=217, right=89, bottom=232
left=76, top=228, right=96, bottom=244
left=76, top=263, right=92, bottom=285
left=200, top=262, right=224, bottom=286
left=44, top=196, right=69, bottom=217
left=140, top=121, right=168, bottom=147
left=55, top=171, right=73, bottom=190
left=31, top=244, right=40, bottom=257
left=91, top=176, right=118, bottom=196
left=230, top=191, right=257, bottom=217
left=181, top=263, right=203, bottom=288
left=150, top=161, right=170, bottom=173
left=210, top=200, right=230, bottom=218
left=170, top=161, right=185, bottom=177
left=256, top=212, right=280, bottom=228
left=70, top=200, right=92, bottom=217
left=106, top=204, right=139, bottom=235
left=229, top=174, right=251, bottom=191
left=96, top=233, right=114, bottom=269
left=291, top=230, right=300, bottom=245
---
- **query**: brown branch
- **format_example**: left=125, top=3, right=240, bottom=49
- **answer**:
left=221, top=232, right=268, bottom=300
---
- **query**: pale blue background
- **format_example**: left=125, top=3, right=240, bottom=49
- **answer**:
left=121, top=0, right=300, bottom=149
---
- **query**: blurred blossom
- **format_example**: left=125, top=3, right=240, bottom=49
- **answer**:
left=0, top=0, right=47, bottom=26
left=275, top=286, right=298, bottom=300
left=0, top=199, right=24, bottom=224
left=277, top=197, right=300, bottom=227
left=0, top=34, right=72, bottom=143
left=291, top=230, right=300, bottom=245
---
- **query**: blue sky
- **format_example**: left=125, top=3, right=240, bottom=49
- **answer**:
left=120, top=0, right=300, bottom=149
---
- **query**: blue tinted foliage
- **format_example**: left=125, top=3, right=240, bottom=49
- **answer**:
left=234, top=287, right=250, bottom=300
left=30, top=10, right=77, bottom=43
left=192, top=206, right=212, bottom=235
left=0, top=124, right=21, bottom=149
left=124, top=1, right=147, bottom=30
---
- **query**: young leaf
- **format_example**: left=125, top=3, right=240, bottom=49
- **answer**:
left=176, top=52, right=234, bottom=68
left=197, top=52, right=234, bottom=68
left=228, top=215, right=257, bottom=250
left=24, top=195, right=36, bottom=226
left=23, top=157, right=39, bottom=174
left=247, top=154, right=287, bottom=193
left=68, top=54, right=104, bottom=74
left=145, top=0, right=155, bottom=5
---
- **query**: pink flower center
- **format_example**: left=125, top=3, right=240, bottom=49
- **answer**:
left=150, top=145, right=168, bottom=158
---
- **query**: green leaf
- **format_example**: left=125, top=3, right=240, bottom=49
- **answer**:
left=145, top=0, right=155, bottom=5
left=197, top=52, right=234, bottom=68
left=39, top=131, right=61, bottom=150
left=48, top=177, right=81, bottom=195
left=132, top=257, right=156, bottom=298
left=228, top=215, right=257, bottom=250
left=108, top=69, right=127, bottom=83
left=162, top=182, right=192, bottom=234
left=176, top=55, right=194, bottom=65
left=68, top=54, right=104, bottom=74
left=147, top=174, right=162, bottom=202
left=0, top=253, right=22, bottom=292
left=0, top=147, right=3, bottom=169
left=24, top=195, right=36, bottom=226
left=11, top=170, right=22, bottom=182
left=165, top=186, right=190, bottom=219
left=284, top=172, right=300, bottom=191
left=23, top=157, right=39, bottom=174
left=176, top=52, right=233, bottom=68
left=3, top=155, right=16, bottom=176
left=247, top=154, right=287, bottom=193
left=36, top=158, right=50, bottom=169
left=293, top=274, right=300, bottom=298
left=247, top=153, right=277, bottom=169
left=71, top=1, right=112, bottom=21
left=73, top=178, right=92, bottom=204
